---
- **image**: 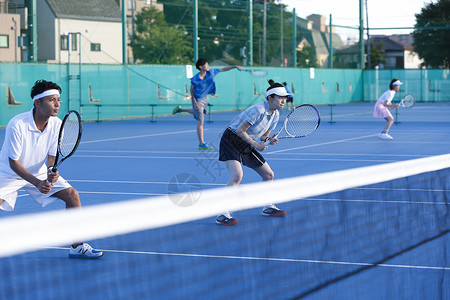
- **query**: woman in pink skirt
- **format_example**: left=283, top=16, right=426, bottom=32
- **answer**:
left=373, top=78, right=402, bottom=140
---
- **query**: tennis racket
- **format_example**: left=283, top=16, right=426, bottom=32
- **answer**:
left=50, top=110, right=82, bottom=173
left=265, top=104, right=320, bottom=145
left=242, top=69, right=268, bottom=77
left=398, top=94, right=416, bottom=108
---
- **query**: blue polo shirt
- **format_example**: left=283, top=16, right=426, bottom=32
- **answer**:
left=190, top=68, right=221, bottom=101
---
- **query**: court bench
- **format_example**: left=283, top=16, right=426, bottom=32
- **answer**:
left=80, top=103, right=215, bottom=123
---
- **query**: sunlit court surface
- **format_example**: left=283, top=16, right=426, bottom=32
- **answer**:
left=0, top=101, right=449, bottom=299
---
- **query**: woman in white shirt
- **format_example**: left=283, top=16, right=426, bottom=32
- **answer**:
left=216, top=80, right=291, bottom=225
left=373, top=78, right=402, bottom=140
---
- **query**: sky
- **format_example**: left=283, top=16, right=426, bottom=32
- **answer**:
left=282, top=0, right=436, bottom=42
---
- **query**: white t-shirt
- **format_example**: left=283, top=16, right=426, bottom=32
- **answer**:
left=376, top=90, right=396, bottom=106
left=0, top=108, right=61, bottom=177
left=228, top=101, right=279, bottom=140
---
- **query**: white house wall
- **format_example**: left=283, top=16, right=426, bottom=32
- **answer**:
left=51, top=18, right=122, bottom=64
left=404, top=50, right=423, bottom=69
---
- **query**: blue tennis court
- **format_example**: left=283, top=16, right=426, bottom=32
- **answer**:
left=1, top=102, right=449, bottom=299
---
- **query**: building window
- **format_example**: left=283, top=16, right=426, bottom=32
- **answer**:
left=71, top=35, right=77, bottom=51
left=91, top=43, right=101, bottom=52
left=0, top=35, right=9, bottom=48
left=60, top=34, right=78, bottom=51
left=60, top=35, right=68, bottom=50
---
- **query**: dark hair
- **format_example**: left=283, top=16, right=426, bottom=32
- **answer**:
left=31, top=79, right=62, bottom=99
left=283, top=82, right=287, bottom=86
left=195, top=58, right=208, bottom=70
left=266, top=79, right=284, bottom=99
left=389, top=78, right=399, bottom=90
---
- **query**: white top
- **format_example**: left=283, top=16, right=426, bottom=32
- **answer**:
left=376, top=89, right=396, bottom=105
left=228, top=101, right=279, bottom=140
left=0, top=109, right=61, bottom=177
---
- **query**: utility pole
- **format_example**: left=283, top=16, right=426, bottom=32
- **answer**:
left=292, top=8, right=297, bottom=67
left=122, top=0, right=127, bottom=64
left=329, top=14, right=333, bottom=68
left=365, top=0, right=371, bottom=69
left=193, top=0, right=198, bottom=63
left=359, top=0, right=365, bottom=69
left=247, top=0, right=253, bottom=66
left=27, top=0, right=37, bottom=62
left=262, top=0, right=266, bottom=66
left=280, top=4, right=283, bottom=66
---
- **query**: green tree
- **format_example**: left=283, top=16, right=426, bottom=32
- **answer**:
left=296, top=45, right=318, bottom=68
left=132, top=6, right=192, bottom=64
left=413, top=0, right=450, bottom=68
left=160, top=0, right=293, bottom=66
left=367, top=41, right=386, bottom=69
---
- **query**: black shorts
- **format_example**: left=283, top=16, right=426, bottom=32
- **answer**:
left=286, top=96, right=293, bottom=103
left=219, top=128, right=266, bottom=168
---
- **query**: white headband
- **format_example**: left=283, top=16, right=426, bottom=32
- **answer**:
left=32, top=89, right=60, bottom=101
left=266, top=87, right=290, bottom=98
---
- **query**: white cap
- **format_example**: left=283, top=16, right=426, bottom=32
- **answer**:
left=266, top=86, right=291, bottom=98
left=392, top=80, right=403, bottom=86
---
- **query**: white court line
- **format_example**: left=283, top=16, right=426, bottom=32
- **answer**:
left=268, top=134, right=379, bottom=154
left=44, top=246, right=450, bottom=271
left=77, top=150, right=431, bottom=158
left=303, top=197, right=448, bottom=205
left=70, top=179, right=224, bottom=186
left=80, top=191, right=164, bottom=196
left=80, top=129, right=197, bottom=144
left=73, top=154, right=395, bottom=162
left=77, top=150, right=208, bottom=154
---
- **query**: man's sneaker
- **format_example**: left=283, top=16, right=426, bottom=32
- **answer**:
left=69, top=243, right=104, bottom=259
left=262, top=204, right=286, bottom=217
left=173, top=105, right=182, bottom=114
left=216, top=213, right=238, bottom=225
left=198, top=143, right=213, bottom=150
left=378, top=133, right=393, bottom=140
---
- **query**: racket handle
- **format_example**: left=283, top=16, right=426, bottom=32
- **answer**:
left=46, top=167, right=56, bottom=184
left=264, top=136, right=277, bottom=146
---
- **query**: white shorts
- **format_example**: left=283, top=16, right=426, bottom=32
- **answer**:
left=0, top=172, right=72, bottom=211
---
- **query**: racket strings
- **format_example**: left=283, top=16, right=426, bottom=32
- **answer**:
left=285, top=106, right=320, bottom=137
left=59, top=114, right=81, bottom=157
left=402, top=95, right=415, bottom=107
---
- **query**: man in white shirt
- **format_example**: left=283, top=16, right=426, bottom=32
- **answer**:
left=0, top=79, right=103, bottom=259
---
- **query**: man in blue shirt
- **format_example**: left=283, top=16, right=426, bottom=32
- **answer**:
left=283, top=82, right=295, bottom=110
left=173, top=58, right=241, bottom=149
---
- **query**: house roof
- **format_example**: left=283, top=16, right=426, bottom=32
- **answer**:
left=45, top=0, right=121, bottom=22
left=337, top=35, right=415, bottom=54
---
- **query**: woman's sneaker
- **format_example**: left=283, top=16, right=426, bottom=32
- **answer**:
left=262, top=204, right=286, bottom=217
left=69, top=243, right=104, bottom=259
left=378, top=133, right=393, bottom=140
left=216, top=213, right=238, bottom=225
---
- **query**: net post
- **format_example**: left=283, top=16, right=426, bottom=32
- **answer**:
left=95, top=104, right=101, bottom=122
left=149, top=104, right=156, bottom=123
left=207, top=103, right=213, bottom=123
left=394, top=107, right=400, bottom=124
left=328, top=104, right=336, bottom=124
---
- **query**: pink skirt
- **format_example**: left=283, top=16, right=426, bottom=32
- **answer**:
left=373, top=103, right=392, bottom=119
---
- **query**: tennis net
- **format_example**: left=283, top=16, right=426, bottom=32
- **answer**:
left=0, top=154, right=449, bottom=299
